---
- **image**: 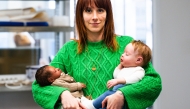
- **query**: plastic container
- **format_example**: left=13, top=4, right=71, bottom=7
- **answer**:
left=26, top=65, right=41, bottom=81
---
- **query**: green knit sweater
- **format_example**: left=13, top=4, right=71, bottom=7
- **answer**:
left=32, top=36, right=162, bottom=109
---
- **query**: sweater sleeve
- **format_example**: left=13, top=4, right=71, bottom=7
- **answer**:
left=119, top=63, right=162, bottom=109
left=32, top=81, right=67, bottom=109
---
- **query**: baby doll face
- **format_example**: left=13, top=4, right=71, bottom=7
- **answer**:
left=120, top=43, right=140, bottom=68
left=47, top=66, right=62, bottom=80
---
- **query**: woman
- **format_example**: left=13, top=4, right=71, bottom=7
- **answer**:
left=32, top=0, right=162, bottom=109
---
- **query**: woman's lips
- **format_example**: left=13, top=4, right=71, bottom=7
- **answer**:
left=91, top=23, right=99, bottom=26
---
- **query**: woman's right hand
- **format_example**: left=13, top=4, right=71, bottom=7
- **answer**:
left=61, top=90, right=86, bottom=109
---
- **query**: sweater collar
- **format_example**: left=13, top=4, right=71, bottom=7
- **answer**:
left=87, top=40, right=104, bottom=49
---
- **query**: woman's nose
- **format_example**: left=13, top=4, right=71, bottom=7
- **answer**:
left=92, top=11, right=98, bottom=20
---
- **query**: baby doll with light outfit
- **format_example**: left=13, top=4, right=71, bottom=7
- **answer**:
left=82, top=40, right=152, bottom=109
left=35, top=65, right=86, bottom=98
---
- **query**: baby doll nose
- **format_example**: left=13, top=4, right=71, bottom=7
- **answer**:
left=55, top=68, right=60, bottom=71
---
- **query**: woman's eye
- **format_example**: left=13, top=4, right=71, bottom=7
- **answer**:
left=85, top=8, right=92, bottom=13
left=98, top=8, right=104, bottom=13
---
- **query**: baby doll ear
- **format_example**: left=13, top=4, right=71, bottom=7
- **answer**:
left=48, top=77, right=54, bottom=83
left=136, top=56, right=143, bottom=64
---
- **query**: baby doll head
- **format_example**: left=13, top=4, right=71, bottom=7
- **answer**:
left=120, top=40, right=152, bottom=68
left=35, top=65, right=62, bottom=87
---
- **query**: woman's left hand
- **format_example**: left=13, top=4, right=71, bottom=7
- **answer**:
left=102, top=91, right=125, bottom=109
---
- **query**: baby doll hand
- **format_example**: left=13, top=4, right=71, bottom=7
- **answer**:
left=81, top=83, right=86, bottom=88
left=107, top=79, right=118, bottom=89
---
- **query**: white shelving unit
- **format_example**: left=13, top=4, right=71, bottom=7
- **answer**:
left=0, top=1, right=74, bottom=109
left=0, top=26, right=74, bottom=32
left=0, top=0, right=74, bottom=91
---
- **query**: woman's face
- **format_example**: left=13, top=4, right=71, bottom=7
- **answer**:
left=83, top=5, right=107, bottom=34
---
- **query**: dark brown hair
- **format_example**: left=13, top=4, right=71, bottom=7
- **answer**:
left=75, top=0, right=118, bottom=53
left=131, top=40, right=152, bottom=67
left=35, top=65, right=52, bottom=87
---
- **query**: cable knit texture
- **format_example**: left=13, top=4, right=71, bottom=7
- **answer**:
left=32, top=36, right=162, bottom=109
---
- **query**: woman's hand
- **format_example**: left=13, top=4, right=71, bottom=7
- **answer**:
left=61, top=90, right=86, bottom=109
left=102, top=91, right=124, bottom=109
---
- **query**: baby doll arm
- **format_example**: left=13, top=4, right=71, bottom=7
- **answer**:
left=52, top=79, right=85, bottom=92
left=107, top=79, right=126, bottom=89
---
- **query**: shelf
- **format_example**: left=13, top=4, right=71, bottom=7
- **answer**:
left=0, top=74, right=32, bottom=92
left=0, top=46, right=40, bottom=49
left=1, top=0, right=69, bottom=2
left=0, top=85, right=32, bottom=92
left=0, top=26, right=74, bottom=32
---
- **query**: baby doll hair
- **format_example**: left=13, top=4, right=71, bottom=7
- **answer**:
left=35, top=65, right=52, bottom=87
left=131, top=40, right=152, bottom=67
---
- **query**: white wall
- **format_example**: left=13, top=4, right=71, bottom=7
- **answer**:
left=152, top=0, right=190, bottom=109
